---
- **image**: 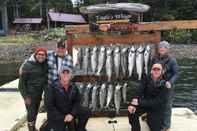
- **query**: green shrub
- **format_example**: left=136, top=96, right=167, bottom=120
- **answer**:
left=0, top=33, right=42, bottom=45
left=43, top=28, right=67, bottom=41
left=162, top=30, right=191, bottom=43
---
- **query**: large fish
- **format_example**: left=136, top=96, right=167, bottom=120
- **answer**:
left=75, top=47, right=83, bottom=69
left=83, top=47, right=89, bottom=74
left=114, top=47, right=121, bottom=78
left=106, top=47, right=113, bottom=81
left=91, top=47, right=98, bottom=73
left=144, top=45, right=151, bottom=75
left=128, top=46, right=136, bottom=77
left=114, top=84, right=122, bottom=114
left=82, top=83, right=92, bottom=107
left=106, top=84, right=114, bottom=108
left=99, top=83, right=107, bottom=109
left=78, top=83, right=84, bottom=95
left=136, top=45, right=144, bottom=80
left=122, top=83, right=128, bottom=103
left=90, top=84, right=99, bottom=111
left=77, top=83, right=85, bottom=106
left=121, top=47, right=128, bottom=77
left=96, top=46, right=106, bottom=75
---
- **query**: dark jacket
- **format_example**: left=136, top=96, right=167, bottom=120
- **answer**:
left=151, top=54, right=179, bottom=85
left=45, top=81, right=81, bottom=123
left=136, top=75, right=173, bottom=112
left=18, top=56, right=48, bottom=99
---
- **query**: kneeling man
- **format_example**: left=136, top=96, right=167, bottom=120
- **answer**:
left=128, top=63, right=173, bottom=131
left=45, top=66, right=91, bottom=131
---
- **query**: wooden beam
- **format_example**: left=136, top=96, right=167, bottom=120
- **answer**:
left=67, top=32, right=73, bottom=55
left=65, top=20, right=197, bottom=33
left=71, top=32, right=160, bottom=45
left=65, top=24, right=89, bottom=34
left=137, top=20, right=197, bottom=31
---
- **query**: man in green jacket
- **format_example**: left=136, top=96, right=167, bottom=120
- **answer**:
left=18, top=47, right=48, bottom=131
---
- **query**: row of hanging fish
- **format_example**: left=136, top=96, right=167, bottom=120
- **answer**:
left=74, top=44, right=152, bottom=80
left=77, top=82, right=128, bottom=114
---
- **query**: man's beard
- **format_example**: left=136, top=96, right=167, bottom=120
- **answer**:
left=37, top=58, right=45, bottom=63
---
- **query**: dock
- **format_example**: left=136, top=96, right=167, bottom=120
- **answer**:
left=1, top=79, right=197, bottom=131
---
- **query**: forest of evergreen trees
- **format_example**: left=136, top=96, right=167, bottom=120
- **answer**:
left=4, top=0, right=197, bottom=43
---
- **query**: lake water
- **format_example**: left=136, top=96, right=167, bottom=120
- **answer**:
left=0, top=62, right=21, bottom=86
left=174, top=58, right=197, bottom=111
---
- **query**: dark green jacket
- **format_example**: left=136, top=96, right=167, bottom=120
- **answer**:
left=137, top=75, right=173, bottom=111
left=45, top=81, right=81, bottom=122
left=18, top=56, right=48, bottom=99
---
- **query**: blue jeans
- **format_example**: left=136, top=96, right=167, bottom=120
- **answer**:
left=162, top=100, right=173, bottom=129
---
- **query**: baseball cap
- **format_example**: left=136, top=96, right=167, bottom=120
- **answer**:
left=60, top=66, right=72, bottom=74
left=151, top=63, right=163, bottom=70
left=158, top=41, right=170, bottom=49
left=35, top=47, right=47, bottom=55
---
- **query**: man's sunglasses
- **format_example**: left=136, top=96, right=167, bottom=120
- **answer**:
left=152, top=68, right=161, bottom=71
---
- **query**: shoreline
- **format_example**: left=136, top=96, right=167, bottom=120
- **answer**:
left=0, top=41, right=56, bottom=62
left=0, top=43, right=197, bottom=62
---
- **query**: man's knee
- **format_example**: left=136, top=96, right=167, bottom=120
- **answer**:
left=77, top=107, right=92, bottom=118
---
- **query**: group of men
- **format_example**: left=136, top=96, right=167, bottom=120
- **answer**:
left=18, top=39, right=179, bottom=131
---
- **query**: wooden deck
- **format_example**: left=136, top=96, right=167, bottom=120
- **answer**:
left=17, top=108, right=197, bottom=131
left=87, top=117, right=149, bottom=131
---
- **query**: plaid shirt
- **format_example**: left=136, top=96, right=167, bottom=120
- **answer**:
left=47, top=51, right=73, bottom=86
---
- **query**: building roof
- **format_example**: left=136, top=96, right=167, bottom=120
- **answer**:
left=13, top=18, right=42, bottom=24
left=48, top=12, right=86, bottom=23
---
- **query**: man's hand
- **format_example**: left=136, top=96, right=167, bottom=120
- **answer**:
left=64, top=114, right=74, bottom=123
left=128, top=105, right=136, bottom=114
left=131, top=98, right=139, bottom=106
left=25, top=96, right=31, bottom=105
left=165, top=81, right=171, bottom=89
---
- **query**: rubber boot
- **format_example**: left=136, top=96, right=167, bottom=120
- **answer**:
left=28, top=121, right=38, bottom=131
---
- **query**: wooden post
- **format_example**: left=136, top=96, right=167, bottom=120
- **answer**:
left=66, top=32, right=73, bottom=56
left=154, top=31, right=161, bottom=55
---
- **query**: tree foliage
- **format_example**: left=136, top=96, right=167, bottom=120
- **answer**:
left=7, top=0, right=73, bottom=17
left=75, top=0, right=197, bottom=43
left=5, top=0, right=197, bottom=43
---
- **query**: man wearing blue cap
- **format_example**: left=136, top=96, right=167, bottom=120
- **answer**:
left=151, top=40, right=179, bottom=131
